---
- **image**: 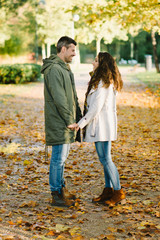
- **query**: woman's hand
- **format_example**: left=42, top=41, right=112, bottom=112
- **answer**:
left=67, top=123, right=79, bottom=131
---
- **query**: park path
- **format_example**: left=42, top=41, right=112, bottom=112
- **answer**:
left=0, top=66, right=160, bottom=239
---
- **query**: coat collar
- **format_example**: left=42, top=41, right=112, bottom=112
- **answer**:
left=88, top=87, right=97, bottom=95
left=88, top=80, right=103, bottom=95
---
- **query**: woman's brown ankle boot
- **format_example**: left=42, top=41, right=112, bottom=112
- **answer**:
left=105, top=189, right=125, bottom=206
left=92, top=187, right=114, bottom=203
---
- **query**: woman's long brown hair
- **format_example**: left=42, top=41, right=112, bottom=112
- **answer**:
left=85, top=52, right=123, bottom=98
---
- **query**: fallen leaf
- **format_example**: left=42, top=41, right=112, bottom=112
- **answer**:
left=46, top=230, right=55, bottom=236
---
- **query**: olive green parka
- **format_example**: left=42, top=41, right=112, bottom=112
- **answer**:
left=41, top=54, right=82, bottom=146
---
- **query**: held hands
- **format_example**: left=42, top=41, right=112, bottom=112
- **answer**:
left=67, top=123, right=79, bottom=131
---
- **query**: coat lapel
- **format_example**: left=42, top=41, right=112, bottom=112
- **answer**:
left=88, top=88, right=96, bottom=95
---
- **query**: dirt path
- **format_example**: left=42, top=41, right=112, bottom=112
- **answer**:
left=0, top=67, right=160, bottom=240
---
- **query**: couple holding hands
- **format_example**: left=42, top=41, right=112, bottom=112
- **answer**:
left=41, top=36, right=125, bottom=207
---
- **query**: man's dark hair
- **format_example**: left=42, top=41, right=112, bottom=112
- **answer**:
left=57, top=36, right=77, bottom=53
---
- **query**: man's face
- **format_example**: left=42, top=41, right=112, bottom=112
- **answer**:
left=63, top=44, right=76, bottom=63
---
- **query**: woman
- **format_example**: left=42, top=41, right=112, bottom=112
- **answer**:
left=73, top=52, right=125, bottom=206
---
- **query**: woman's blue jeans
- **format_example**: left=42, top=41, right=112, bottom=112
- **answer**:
left=49, top=144, right=70, bottom=193
left=95, top=141, right=121, bottom=190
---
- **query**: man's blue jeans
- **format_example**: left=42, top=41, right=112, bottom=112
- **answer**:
left=95, top=141, right=121, bottom=190
left=49, top=144, right=70, bottom=193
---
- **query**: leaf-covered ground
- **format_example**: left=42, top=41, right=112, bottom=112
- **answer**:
left=0, top=67, right=160, bottom=240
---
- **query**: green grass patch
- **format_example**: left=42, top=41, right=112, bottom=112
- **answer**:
left=0, top=81, right=43, bottom=98
left=135, top=71, right=160, bottom=96
left=135, top=71, right=160, bottom=83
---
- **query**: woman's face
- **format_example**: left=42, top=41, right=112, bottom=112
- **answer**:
left=92, top=56, right=99, bottom=71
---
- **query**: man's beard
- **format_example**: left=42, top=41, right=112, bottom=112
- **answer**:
left=65, top=56, right=73, bottom=63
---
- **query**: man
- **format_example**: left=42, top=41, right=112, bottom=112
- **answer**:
left=41, top=36, right=82, bottom=207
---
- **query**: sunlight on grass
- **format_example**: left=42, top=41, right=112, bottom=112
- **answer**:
left=134, top=71, right=160, bottom=96
left=136, top=71, right=160, bottom=83
left=0, top=81, right=44, bottom=99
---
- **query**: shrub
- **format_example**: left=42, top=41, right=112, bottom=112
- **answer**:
left=0, top=63, right=41, bottom=84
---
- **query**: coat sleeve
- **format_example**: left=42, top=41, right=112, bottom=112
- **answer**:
left=78, top=83, right=110, bottom=129
left=47, top=67, right=75, bottom=126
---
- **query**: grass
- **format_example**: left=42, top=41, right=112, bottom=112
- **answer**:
left=136, top=72, right=160, bottom=96
left=134, top=71, right=160, bottom=96
left=135, top=71, right=160, bottom=83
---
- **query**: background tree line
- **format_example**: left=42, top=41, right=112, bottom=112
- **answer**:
left=0, top=0, right=160, bottom=72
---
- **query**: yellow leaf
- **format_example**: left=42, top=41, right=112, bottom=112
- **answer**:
left=1, top=235, right=15, bottom=240
left=23, top=160, right=33, bottom=165
left=46, top=230, right=55, bottom=236
left=72, top=236, right=84, bottom=240
left=55, top=224, right=70, bottom=232
left=56, top=234, right=67, bottom=239
left=143, top=200, right=153, bottom=205
left=107, top=227, right=116, bottom=232
left=8, top=221, right=15, bottom=225
left=69, top=227, right=81, bottom=236
left=16, top=218, right=23, bottom=225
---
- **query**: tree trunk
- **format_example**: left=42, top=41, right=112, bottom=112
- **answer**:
left=42, top=43, right=46, bottom=59
left=130, top=36, right=134, bottom=59
left=76, top=43, right=81, bottom=64
left=72, top=43, right=80, bottom=69
left=115, top=41, right=120, bottom=62
left=151, top=29, right=160, bottom=73
left=47, top=43, right=51, bottom=58
left=96, top=38, right=101, bottom=56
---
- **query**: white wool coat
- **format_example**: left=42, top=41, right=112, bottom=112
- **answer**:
left=78, top=81, right=117, bottom=142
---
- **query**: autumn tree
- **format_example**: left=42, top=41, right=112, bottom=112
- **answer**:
left=73, top=0, right=160, bottom=72
left=0, top=8, right=11, bottom=47
left=74, top=17, right=128, bottom=58
left=0, top=0, right=29, bottom=11
left=0, top=0, right=26, bottom=48
left=35, top=0, right=74, bottom=59
left=114, top=0, right=160, bottom=72
left=0, top=0, right=36, bottom=56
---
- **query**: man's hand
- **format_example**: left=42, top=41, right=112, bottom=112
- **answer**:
left=67, top=123, right=79, bottom=131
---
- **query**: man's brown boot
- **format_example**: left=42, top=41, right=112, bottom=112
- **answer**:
left=92, top=187, right=114, bottom=203
left=51, top=191, right=74, bottom=207
left=105, top=189, right=125, bottom=206
left=62, top=187, right=76, bottom=200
